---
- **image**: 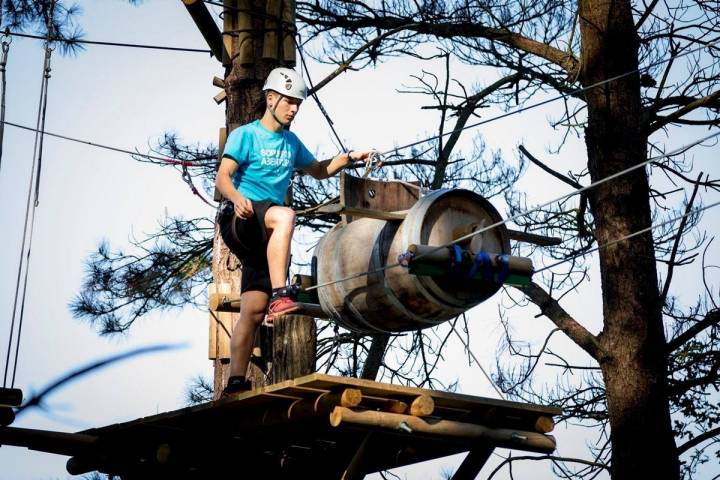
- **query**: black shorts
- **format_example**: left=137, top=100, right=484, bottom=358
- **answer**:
left=218, top=200, right=276, bottom=294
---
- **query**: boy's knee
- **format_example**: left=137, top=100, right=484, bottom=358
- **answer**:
left=268, top=206, right=295, bottom=229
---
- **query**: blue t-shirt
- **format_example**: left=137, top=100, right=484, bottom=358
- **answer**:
left=222, top=120, right=315, bottom=205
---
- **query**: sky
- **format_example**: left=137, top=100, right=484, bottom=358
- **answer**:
left=0, top=1, right=718, bottom=479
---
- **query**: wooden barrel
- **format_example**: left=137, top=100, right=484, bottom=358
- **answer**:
left=313, top=189, right=510, bottom=333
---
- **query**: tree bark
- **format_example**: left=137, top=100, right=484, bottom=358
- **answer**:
left=578, top=1, right=679, bottom=478
left=271, top=314, right=316, bottom=383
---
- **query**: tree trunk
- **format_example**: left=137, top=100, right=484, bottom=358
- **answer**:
left=212, top=0, right=285, bottom=397
left=579, top=1, right=679, bottom=478
left=271, top=314, right=316, bottom=383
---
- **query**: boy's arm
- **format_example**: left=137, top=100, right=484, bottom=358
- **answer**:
left=215, top=157, right=254, bottom=219
left=303, top=150, right=374, bottom=179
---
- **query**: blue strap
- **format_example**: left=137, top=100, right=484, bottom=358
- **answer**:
left=467, top=250, right=492, bottom=280
left=450, top=245, right=464, bottom=275
left=496, top=254, right=511, bottom=284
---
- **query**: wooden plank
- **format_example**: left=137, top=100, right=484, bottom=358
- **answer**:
left=208, top=282, right=233, bottom=360
left=451, top=446, right=494, bottom=480
left=340, top=173, right=420, bottom=223
left=318, top=204, right=408, bottom=221
left=181, top=0, right=227, bottom=60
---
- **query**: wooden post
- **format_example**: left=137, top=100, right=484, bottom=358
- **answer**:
left=272, top=314, right=316, bottom=383
left=450, top=446, right=495, bottom=480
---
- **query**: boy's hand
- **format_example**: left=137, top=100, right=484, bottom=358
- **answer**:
left=349, top=150, right=381, bottom=169
left=234, top=194, right=254, bottom=220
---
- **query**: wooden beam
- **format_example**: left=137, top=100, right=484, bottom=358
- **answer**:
left=409, top=394, right=435, bottom=417
left=0, top=427, right=97, bottom=457
left=0, top=387, right=23, bottom=407
left=317, top=204, right=408, bottom=221
left=181, top=0, right=227, bottom=60
left=534, top=415, right=555, bottom=433
left=329, top=407, right=557, bottom=454
left=341, top=432, right=373, bottom=480
left=209, top=293, right=328, bottom=318
left=507, top=229, right=562, bottom=247
left=451, top=446, right=494, bottom=480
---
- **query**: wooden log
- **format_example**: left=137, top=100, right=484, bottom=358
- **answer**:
left=288, top=388, right=363, bottom=420
left=507, top=229, right=562, bottom=247
left=0, top=406, right=15, bottom=427
left=66, top=456, right=99, bottom=476
left=272, top=314, right=316, bottom=383
left=0, top=427, right=97, bottom=456
left=409, top=394, right=435, bottom=417
left=0, top=387, right=23, bottom=407
left=234, top=0, right=254, bottom=66
left=407, top=244, right=534, bottom=285
left=181, top=0, right=227, bottom=60
left=329, top=407, right=557, bottom=454
left=282, top=0, right=297, bottom=64
left=262, top=0, right=281, bottom=60
left=359, top=395, right=408, bottom=414
left=534, top=415, right=556, bottom=434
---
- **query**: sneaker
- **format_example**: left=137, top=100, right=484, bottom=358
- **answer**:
left=221, top=378, right=252, bottom=398
left=265, top=295, right=299, bottom=324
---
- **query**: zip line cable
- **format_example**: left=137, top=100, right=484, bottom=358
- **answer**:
left=451, top=318, right=506, bottom=399
left=377, top=41, right=715, bottom=157
left=3, top=16, right=54, bottom=389
left=7, top=31, right=212, bottom=54
left=0, top=120, right=215, bottom=166
left=303, top=130, right=720, bottom=293
left=0, top=33, right=10, bottom=172
left=534, top=199, right=720, bottom=275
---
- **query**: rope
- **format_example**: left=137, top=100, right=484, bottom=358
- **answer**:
left=0, top=32, right=10, bottom=172
left=4, top=9, right=54, bottom=389
left=7, top=31, right=211, bottom=54
left=451, top=318, right=506, bottom=399
left=295, top=33, right=348, bottom=153
left=304, top=130, right=720, bottom=293
left=1, top=121, right=214, bottom=165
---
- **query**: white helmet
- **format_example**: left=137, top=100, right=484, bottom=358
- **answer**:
left=263, top=67, right=307, bottom=100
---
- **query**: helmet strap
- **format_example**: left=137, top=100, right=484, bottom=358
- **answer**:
left=269, top=93, right=288, bottom=128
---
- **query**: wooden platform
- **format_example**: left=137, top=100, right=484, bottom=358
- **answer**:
left=0, top=374, right=560, bottom=479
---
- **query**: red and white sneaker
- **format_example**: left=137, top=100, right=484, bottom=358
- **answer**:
left=264, top=295, right=299, bottom=325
